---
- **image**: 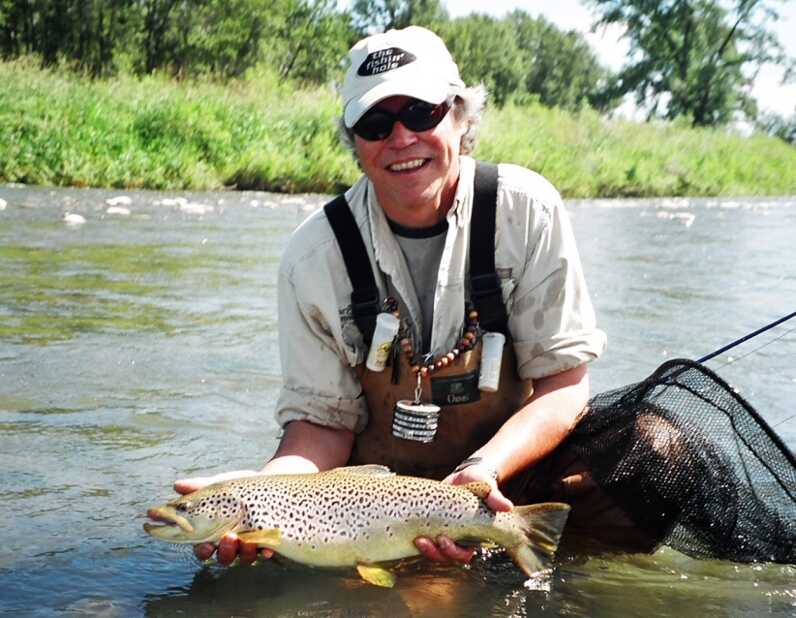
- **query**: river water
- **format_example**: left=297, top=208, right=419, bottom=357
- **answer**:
left=0, top=185, right=794, bottom=617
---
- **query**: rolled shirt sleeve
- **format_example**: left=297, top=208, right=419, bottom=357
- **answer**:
left=498, top=165, right=606, bottom=379
left=274, top=223, right=369, bottom=433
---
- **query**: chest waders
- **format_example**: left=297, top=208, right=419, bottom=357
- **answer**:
left=324, top=162, right=532, bottom=480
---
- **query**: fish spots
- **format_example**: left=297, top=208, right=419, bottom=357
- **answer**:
left=175, top=470, right=497, bottom=561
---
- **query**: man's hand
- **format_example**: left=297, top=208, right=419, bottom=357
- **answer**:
left=173, top=470, right=274, bottom=565
left=413, top=462, right=513, bottom=564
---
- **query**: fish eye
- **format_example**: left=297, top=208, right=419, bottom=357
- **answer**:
left=176, top=502, right=190, bottom=512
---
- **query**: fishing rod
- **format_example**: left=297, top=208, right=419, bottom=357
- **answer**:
left=697, top=310, right=796, bottom=364
left=695, top=310, right=796, bottom=430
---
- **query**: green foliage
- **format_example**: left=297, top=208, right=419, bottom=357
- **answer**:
left=437, top=15, right=522, bottom=107
left=506, top=11, right=619, bottom=112
left=0, top=1, right=618, bottom=110
left=0, top=0, right=136, bottom=76
left=2, top=59, right=795, bottom=197
left=755, top=110, right=796, bottom=144
left=0, top=0, right=354, bottom=82
left=270, top=0, right=354, bottom=83
left=589, top=0, right=791, bottom=126
left=350, top=0, right=448, bottom=34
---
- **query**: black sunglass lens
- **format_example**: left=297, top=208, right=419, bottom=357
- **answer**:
left=354, top=112, right=394, bottom=141
left=353, top=100, right=450, bottom=140
left=401, top=101, right=448, bottom=132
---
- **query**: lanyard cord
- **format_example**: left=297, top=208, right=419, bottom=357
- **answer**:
left=697, top=310, right=796, bottom=364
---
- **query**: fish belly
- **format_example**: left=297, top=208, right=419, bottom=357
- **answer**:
left=272, top=518, right=506, bottom=568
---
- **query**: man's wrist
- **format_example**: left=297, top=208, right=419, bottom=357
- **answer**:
left=453, top=456, right=499, bottom=482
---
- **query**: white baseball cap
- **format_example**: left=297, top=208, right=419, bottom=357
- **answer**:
left=341, top=26, right=465, bottom=128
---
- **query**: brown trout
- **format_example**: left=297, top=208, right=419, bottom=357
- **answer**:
left=144, top=465, right=570, bottom=587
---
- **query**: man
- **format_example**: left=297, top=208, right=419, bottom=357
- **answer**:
left=173, top=26, right=606, bottom=566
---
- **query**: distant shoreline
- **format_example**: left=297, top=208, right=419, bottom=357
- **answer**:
left=2, top=61, right=795, bottom=198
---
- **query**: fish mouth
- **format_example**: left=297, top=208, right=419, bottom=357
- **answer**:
left=144, top=506, right=195, bottom=534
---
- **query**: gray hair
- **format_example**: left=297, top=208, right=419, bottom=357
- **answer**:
left=338, top=84, right=487, bottom=157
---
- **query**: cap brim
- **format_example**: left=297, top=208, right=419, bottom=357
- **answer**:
left=343, top=76, right=450, bottom=128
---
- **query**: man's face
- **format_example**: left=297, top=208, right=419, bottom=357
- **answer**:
left=353, top=95, right=466, bottom=226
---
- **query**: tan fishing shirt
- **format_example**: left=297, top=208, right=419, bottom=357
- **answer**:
left=275, top=156, right=606, bottom=433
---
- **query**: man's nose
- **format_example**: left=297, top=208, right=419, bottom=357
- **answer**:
left=385, top=120, right=419, bottom=148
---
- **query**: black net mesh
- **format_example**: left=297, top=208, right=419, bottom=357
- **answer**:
left=569, top=359, right=795, bottom=563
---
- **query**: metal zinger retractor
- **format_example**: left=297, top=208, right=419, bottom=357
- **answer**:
left=392, top=361, right=441, bottom=443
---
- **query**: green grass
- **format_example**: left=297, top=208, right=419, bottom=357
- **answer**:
left=1, top=59, right=794, bottom=197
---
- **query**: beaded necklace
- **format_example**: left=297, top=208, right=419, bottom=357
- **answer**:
left=381, top=297, right=482, bottom=378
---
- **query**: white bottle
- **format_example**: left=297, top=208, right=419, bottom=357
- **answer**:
left=365, top=313, right=400, bottom=372
left=478, top=331, right=506, bottom=392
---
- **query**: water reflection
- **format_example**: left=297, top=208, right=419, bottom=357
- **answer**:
left=142, top=559, right=540, bottom=618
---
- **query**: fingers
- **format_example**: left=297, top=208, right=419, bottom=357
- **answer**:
left=415, top=536, right=448, bottom=562
left=193, top=543, right=216, bottom=561
left=485, top=487, right=513, bottom=512
left=216, top=533, right=240, bottom=565
left=414, top=536, right=475, bottom=564
left=193, top=533, right=275, bottom=566
left=239, top=540, right=258, bottom=565
left=444, top=467, right=513, bottom=513
left=174, top=470, right=260, bottom=495
left=175, top=477, right=209, bottom=495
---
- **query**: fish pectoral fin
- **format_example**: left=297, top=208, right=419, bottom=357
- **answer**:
left=236, top=528, right=281, bottom=547
left=462, top=481, right=492, bottom=500
left=326, top=465, right=395, bottom=477
left=356, top=564, right=396, bottom=588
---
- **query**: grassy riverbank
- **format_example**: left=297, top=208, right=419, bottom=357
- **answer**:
left=2, top=60, right=794, bottom=197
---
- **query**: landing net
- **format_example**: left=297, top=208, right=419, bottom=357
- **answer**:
left=570, top=359, right=795, bottom=563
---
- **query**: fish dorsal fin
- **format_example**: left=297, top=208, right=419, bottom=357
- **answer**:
left=356, top=563, right=396, bottom=588
left=326, top=465, right=394, bottom=477
left=463, top=481, right=492, bottom=500
left=236, top=528, right=281, bottom=547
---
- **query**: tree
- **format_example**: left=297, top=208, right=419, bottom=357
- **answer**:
left=350, top=0, right=447, bottom=35
left=756, top=109, right=796, bottom=144
left=0, top=0, right=134, bottom=75
left=272, top=0, right=354, bottom=84
left=589, top=0, right=794, bottom=126
left=508, top=10, right=617, bottom=112
left=437, top=14, right=523, bottom=107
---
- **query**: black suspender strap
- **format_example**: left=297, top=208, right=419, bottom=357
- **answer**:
left=323, top=195, right=380, bottom=344
left=470, top=162, right=509, bottom=335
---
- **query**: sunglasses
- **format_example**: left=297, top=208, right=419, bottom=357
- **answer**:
left=353, top=98, right=452, bottom=141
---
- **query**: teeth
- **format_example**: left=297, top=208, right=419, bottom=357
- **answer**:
left=389, top=159, right=425, bottom=172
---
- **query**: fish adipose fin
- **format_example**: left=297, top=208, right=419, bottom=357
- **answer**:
left=356, top=564, right=396, bottom=588
left=236, top=528, right=281, bottom=547
left=508, top=502, right=571, bottom=577
left=326, top=465, right=395, bottom=477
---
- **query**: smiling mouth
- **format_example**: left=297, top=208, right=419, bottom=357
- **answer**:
left=387, top=158, right=428, bottom=172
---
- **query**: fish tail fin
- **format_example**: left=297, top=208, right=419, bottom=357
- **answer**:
left=507, top=502, right=570, bottom=577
